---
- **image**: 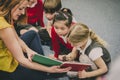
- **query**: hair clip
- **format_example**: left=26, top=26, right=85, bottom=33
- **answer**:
left=63, top=13, right=68, bottom=19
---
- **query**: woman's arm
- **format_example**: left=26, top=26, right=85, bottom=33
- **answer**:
left=0, top=28, right=71, bottom=73
left=13, top=28, right=37, bottom=61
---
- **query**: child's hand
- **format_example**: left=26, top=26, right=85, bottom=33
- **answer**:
left=78, top=70, right=88, bottom=79
left=64, top=54, right=73, bottom=61
left=48, top=54, right=57, bottom=60
left=58, top=55, right=66, bottom=61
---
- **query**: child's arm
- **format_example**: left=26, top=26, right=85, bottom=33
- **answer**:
left=63, top=47, right=78, bottom=61
left=46, top=21, right=52, bottom=37
left=78, top=57, right=108, bottom=79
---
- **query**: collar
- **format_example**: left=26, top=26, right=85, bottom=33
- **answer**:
left=60, top=35, right=67, bottom=43
left=77, top=38, right=92, bottom=54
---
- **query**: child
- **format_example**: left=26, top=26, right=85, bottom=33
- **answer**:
left=16, top=0, right=44, bottom=35
left=38, top=0, right=62, bottom=46
left=50, top=11, right=75, bottom=60
left=43, top=0, right=62, bottom=36
left=65, top=23, right=111, bottom=80
left=44, top=0, right=62, bottom=21
left=27, top=0, right=44, bottom=27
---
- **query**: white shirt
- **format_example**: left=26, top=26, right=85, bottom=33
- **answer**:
left=60, top=35, right=67, bottom=43
left=77, top=38, right=103, bottom=61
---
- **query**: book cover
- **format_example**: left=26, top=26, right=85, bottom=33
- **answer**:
left=61, top=62, right=91, bottom=71
left=32, top=54, right=62, bottom=67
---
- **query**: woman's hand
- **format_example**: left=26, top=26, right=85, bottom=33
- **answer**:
left=26, top=49, right=38, bottom=61
left=48, top=66, right=71, bottom=73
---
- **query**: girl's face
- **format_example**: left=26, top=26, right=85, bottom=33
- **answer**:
left=11, top=1, right=28, bottom=21
left=71, top=39, right=88, bottom=49
left=54, top=21, right=69, bottom=36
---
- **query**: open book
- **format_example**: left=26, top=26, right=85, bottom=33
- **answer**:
left=32, top=54, right=91, bottom=71
left=60, top=62, right=91, bottom=71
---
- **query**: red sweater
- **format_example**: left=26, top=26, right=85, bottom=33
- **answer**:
left=27, top=0, right=44, bottom=27
left=51, top=27, right=73, bottom=58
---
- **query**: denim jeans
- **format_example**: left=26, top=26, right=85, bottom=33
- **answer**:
left=20, top=30, right=44, bottom=55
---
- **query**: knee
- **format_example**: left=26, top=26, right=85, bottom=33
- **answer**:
left=28, top=30, right=38, bottom=36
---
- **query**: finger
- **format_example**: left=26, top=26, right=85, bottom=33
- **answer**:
left=28, top=55, right=32, bottom=61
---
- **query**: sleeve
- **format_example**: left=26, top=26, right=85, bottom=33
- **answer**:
left=89, top=47, right=103, bottom=61
left=0, top=17, right=12, bottom=29
left=51, top=27, right=60, bottom=58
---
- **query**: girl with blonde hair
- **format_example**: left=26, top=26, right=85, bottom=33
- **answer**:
left=65, top=23, right=111, bottom=80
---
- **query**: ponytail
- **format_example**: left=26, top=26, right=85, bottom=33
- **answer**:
left=68, top=23, right=108, bottom=47
left=89, top=30, right=107, bottom=47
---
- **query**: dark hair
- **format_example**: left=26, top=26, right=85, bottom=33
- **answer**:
left=61, top=8, right=73, bottom=16
left=43, top=0, right=62, bottom=14
left=53, top=11, right=72, bottom=28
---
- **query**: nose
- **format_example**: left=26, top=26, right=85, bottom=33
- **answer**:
left=57, top=29, right=62, bottom=34
left=21, top=9, right=25, bottom=15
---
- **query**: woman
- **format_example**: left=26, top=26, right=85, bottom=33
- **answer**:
left=0, top=0, right=71, bottom=80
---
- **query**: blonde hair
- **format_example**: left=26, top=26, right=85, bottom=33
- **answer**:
left=0, top=0, right=28, bottom=24
left=68, top=23, right=107, bottom=47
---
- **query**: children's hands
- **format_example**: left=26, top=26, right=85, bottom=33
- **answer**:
left=48, top=66, right=71, bottom=73
left=78, top=70, right=88, bottom=79
left=63, top=54, right=73, bottom=61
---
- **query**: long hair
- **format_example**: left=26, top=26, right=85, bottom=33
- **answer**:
left=53, top=11, right=72, bottom=28
left=0, top=0, right=28, bottom=24
left=67, top=23, right=107, bottom=47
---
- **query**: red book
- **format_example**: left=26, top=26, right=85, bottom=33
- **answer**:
left=61, top=62, right=91, bottom=71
